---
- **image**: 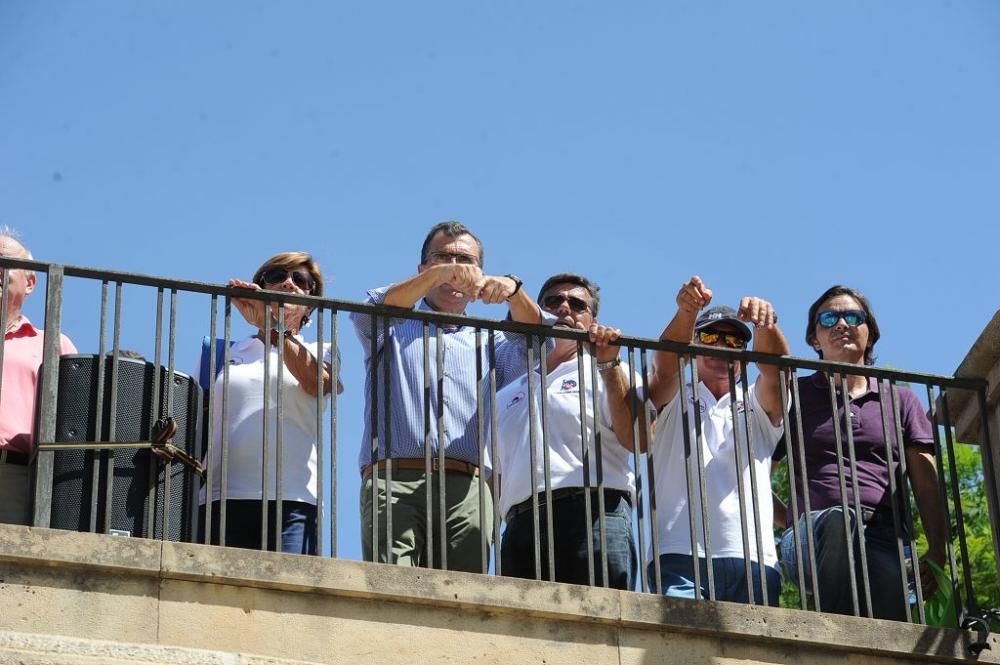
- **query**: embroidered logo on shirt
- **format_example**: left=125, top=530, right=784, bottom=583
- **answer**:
left=727, top=402, right=755, bottom=423
left=688, top=395, right=707, bottom=412
left=507, top=392, right=525, bottom=409
left=560, top=379, right=578, bottom=391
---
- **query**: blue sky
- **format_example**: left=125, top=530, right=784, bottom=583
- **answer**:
left=2, top=2, right=998, bottom=560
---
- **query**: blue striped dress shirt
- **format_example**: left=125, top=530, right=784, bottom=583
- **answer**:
left=350, top=285, right=538, bottom=473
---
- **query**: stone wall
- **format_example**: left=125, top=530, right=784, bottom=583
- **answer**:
left=945, top=309, right=1000, bottom=575
left=0, top=525, right=994, bottom=665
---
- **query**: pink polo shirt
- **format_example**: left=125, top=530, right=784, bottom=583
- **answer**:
left=0, top=316, right=77, bottom=455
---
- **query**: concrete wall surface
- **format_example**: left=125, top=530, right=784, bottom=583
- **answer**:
left=0, top=630, right=320, bottom=665
left=0, top=524, right=996, bottom=665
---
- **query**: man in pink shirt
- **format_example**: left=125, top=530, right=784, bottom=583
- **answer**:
left=0, top=231, right=76, bottom=525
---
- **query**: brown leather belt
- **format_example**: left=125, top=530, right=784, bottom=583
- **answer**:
left=362, top=458, right=480, bottom=482
left=0, top=448, right=31, bottom=466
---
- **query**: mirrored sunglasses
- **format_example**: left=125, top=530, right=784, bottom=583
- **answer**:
left=816, top=309, right=867, bottom=328
left=698, top=329, right=747, bottom=349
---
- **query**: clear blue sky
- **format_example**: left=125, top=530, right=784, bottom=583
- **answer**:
left=2, top=2, right=998, bottom=560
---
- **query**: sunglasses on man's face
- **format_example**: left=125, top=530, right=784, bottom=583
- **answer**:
left=697, top=329, right=747, bottom=349
left=261, top=267, right=315, bottom=293
left=816, top=309, right=867, bottom=328
left=542, top=294, right=591, bottom=313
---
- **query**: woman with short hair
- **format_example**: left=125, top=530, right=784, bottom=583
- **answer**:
left=200, top=251, right=340, bottom=555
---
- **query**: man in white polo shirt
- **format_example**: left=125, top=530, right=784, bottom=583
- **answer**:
left=492, top=273, right=650, bottom=590
left=646, top=275, right=788, bottom=605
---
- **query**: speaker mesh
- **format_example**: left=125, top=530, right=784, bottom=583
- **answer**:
left=49, top=354, right=203, bottom=541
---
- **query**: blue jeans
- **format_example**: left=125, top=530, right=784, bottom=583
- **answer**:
left=501, top=490, right=637, bottom=590
left=780, top=506, right=909, bottom=620
left=200, top=500, right=317, bottom=555
left=648, top=554, right=781, bottom=606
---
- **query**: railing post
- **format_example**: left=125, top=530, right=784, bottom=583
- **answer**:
left=977, top=388, right=1000, bottom=594
left=32, top=264, right=65, bottom=529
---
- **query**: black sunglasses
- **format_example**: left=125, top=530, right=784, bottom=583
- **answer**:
left=542, top=294, right=591, bottom=313
left=260, top=267, right=316, bottom=293
left=816, top=309, right=867, bottom=328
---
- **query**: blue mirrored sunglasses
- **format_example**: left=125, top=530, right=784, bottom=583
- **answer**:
left=816, top=309, right=867, bottom=328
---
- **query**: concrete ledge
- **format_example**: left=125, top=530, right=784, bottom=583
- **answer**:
left=0, top=524, right=162, bottom=576
left=161, top=540, right=623, bottom=623
left=0, top=630, right=320, bottom=665
left=1, top=524, right=997, bottom=664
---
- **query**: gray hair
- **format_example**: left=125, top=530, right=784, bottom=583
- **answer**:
left=0, top=226, right=35, bottom=281
left=0, top=226, right=32, bottom=259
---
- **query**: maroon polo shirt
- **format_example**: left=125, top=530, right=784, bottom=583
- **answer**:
left=774, top=372, right=934, bottom=522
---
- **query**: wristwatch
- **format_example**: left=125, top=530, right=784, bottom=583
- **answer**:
left=596, top=356, right=622, bottom=371
left=269, top=329, right=294, bottom=346
left=504, top=274, right=523, bottom=300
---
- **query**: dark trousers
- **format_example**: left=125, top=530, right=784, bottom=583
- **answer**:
left=649, top=554, right=781, bottom=606
left=199, top=499, right=317, bottom=555
left=501, top=490, right=636, bottom=590
left=781, top=506, right=909, bottom=620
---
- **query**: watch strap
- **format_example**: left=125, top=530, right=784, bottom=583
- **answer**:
left=505, top=274, right=523, bottom=299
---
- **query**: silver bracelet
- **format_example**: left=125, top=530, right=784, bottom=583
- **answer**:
left=595, top=356, right=622, bottom=371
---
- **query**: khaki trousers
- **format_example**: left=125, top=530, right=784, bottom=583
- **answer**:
left=361, top=467, right=493, bottom=573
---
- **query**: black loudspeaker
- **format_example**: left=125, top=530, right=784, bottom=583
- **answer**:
left=48, top=354, right=203, bottom=541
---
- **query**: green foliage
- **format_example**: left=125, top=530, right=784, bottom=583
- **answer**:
left=912, top=442, right=1000, bottom=615
left=771, top=440, right=1000, bottom=617
left=924, top=560, right=960, bottom=628
left=771, top=459, right=809, bottom=609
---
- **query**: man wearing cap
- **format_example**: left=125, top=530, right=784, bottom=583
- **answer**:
left=646, top=275, right=788, bottom=604
left=0, top=229, right=77, bottom=525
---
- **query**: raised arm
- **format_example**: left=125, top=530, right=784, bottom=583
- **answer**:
left=648, top=276, right=712, bottom=410
left=476, top=273, right=543, bottom=325
left=587, top=322, right=648, bottom=453
left=383, top=264, right=482, bottom=309
left=280, top=337, right=339, bottom=397
left=738, top=296, right=788, bottom=426
left=228, top=278, right=339, bottom=398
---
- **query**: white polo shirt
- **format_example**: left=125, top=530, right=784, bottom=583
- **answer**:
left=490, top=353, right=651, bottom=521
left=651, top=381, right=783, bottom=568
left=200, top=335, right=333, bottom=504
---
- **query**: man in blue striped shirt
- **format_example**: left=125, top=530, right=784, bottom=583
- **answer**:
left=350, top=221, right=544, bottom=572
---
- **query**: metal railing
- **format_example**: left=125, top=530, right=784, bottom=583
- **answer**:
left=2, top=256, right=997, bottom=634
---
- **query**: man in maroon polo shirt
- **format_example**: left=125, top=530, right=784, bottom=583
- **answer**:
left=775, top=285, right=945, bottom=621
left=0, top=230, right=77, bottom=525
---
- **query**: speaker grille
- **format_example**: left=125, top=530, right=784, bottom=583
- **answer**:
left=50, top=355, right=203, bottom=541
